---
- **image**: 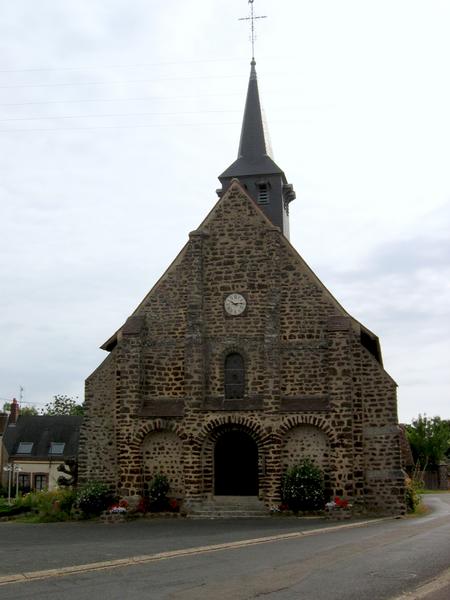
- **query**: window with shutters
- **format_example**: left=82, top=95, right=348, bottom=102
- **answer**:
left=257, top=183, right=270, bottom=204
left=224, top=353, right=245, bottom=399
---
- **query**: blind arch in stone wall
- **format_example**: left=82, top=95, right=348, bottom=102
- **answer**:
left=142, top=430, right=185, bottom=497
left=281, top=424, right=331, bottom=475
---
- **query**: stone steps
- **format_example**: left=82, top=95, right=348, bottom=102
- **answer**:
left=188, top=496, right=269, bottom=518
left=189, top=510, right=268, bottom=518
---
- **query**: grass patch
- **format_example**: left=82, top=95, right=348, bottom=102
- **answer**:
left=412, top=501, right=430, bottom=517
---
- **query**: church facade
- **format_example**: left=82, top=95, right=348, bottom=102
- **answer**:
left=78, top=60, right=405, bottom=515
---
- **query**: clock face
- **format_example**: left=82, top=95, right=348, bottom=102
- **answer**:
left=224, top=293, right=247, bottom=316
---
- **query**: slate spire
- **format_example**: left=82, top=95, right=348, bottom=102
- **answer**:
left=237, top=59, right=272, bottom=162
left=218, top=60, right=296, bottom=238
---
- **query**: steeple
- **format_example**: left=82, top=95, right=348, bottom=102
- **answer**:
left=217, top=59, right=296, bottom=238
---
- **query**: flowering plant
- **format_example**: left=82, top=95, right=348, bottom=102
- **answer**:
left=281, top=459, right=325, bottom=512
left=109, top=505, right=127, bottom=514
left=325, top=496, right=351, bottom=510
left=76, top=481, right=114, bottom=517
left=168, top=498, right=179, bottom=512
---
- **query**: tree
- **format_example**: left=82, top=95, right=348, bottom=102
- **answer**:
left=1, top=402, right=39, bottom=416
left=406, top=415, right=450, bottom=470
left=57, top=459, right=78, bottom=487
left=42, top=395, right=84, bottom=416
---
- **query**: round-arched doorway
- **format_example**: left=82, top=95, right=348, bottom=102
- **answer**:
left=214, top=429, right=258, bottom=495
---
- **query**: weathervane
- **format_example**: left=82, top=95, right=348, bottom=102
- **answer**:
left=239, top=0, right=267, bottom=61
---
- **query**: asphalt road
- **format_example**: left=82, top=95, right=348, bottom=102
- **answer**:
left=1, top=494, right=450, bottom=599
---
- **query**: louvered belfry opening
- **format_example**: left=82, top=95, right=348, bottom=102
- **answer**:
left=224, top=352, right=245, bottom=399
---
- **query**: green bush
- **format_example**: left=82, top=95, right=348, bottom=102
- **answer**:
left=59, top=489, right=77, bottom=514
left=405, top=476, right=422, bottom=512
left=0, top=505, right=32, bottom=517
left=76, top=481, right=115, bottom=517
left=281, top=459, right=325, bottom=512
left=14, top=489, right=77, bottom=522
left=149, top=474, right=170, bottom=511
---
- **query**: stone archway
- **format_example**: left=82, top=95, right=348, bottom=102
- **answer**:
left=214, top=428, right=258, bottom=496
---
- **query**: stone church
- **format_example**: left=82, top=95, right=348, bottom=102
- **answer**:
left=79, top=59, right=405, bottom=515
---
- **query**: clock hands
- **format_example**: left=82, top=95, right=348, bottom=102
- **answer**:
left=224, top=293, right=246, bottom=315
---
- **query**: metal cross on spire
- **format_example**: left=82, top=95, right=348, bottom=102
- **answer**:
left=239, top=0, right=267, bottom=61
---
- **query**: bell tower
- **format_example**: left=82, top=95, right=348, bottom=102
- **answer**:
left=217, top=0, right=295, bottom=238
left=217, top=59, right=296, bottom=238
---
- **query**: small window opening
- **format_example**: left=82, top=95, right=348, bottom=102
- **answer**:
left=360, top=330, right=381, bottom=363
left=49, top=442, right=66, bottom=455
left=225, top=353, right=245, bottom=399
left=17, top=442, right=33, bottom=454
left=257, top=183, right=270, bottom=204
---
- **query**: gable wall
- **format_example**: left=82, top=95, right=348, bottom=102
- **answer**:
left=81, top=184, right=404, bottom=513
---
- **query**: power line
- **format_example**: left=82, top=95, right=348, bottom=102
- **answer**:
left=0, top=92, right=242, bottom=108
left=0, top=73, right=249, bottom=90
left=0, top=119, right=295, bottom=134
left=0, top=56, right=283, bottom=74
left=0, top=121, right=242, bottom=134
left=0, top=109, right=241, bottom=123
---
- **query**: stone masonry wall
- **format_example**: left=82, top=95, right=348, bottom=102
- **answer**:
left=356, top=340, right=405, bottom=514
left=81, top=182, right=405, bottom=514
left=142, top=431, right=184, bottom=496
left=79, top=352, right=117, bottom=486
left=282, top=425, right=330, bottom=472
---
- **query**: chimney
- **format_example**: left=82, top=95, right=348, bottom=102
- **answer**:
left=9, top=398, right=19, bottom=424
left=0, top=412, right=8, bottom=434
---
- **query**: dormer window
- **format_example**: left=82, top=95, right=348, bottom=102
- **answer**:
left=17, top=442, right=33, bottom=454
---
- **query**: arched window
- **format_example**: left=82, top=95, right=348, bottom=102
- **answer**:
left=224, top=353, right=245, bottom=399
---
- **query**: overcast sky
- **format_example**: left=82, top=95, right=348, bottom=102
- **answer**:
left=1, top=1, right=449, bottom=423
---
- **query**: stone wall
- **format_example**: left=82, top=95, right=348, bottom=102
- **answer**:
left=78, top=353, right=117, bottom=486
left=80, top=182, right=405, bottom=515
left=142, top=431, right=184, bottom=496
left=282, top=425, right=330, bottom=472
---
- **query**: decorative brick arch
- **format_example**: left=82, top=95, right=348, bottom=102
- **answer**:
left=198, top=416, right=272, bottom=496
left=278, top=415, right=338, bottom=445
left=131, top=419, right=185, bottom=450
left=135, top=420, right=186, bottom=497
left=219, top=344, right=250, bottom=365
left=198, top=415, right=270, bottom=448
left=278, top=415, right=341, bottom=498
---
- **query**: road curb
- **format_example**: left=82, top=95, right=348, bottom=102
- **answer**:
left=391, top=566, right=450, bottom=599
left=0, top=516, right=392, bottom=586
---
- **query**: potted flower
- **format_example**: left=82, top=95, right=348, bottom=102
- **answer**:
left=325, top=496, right=352, bottom=519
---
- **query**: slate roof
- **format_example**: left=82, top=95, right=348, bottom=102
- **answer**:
left=3, top=415, right=82, bottom=460
left=219, top=60, right=286, bottom=180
